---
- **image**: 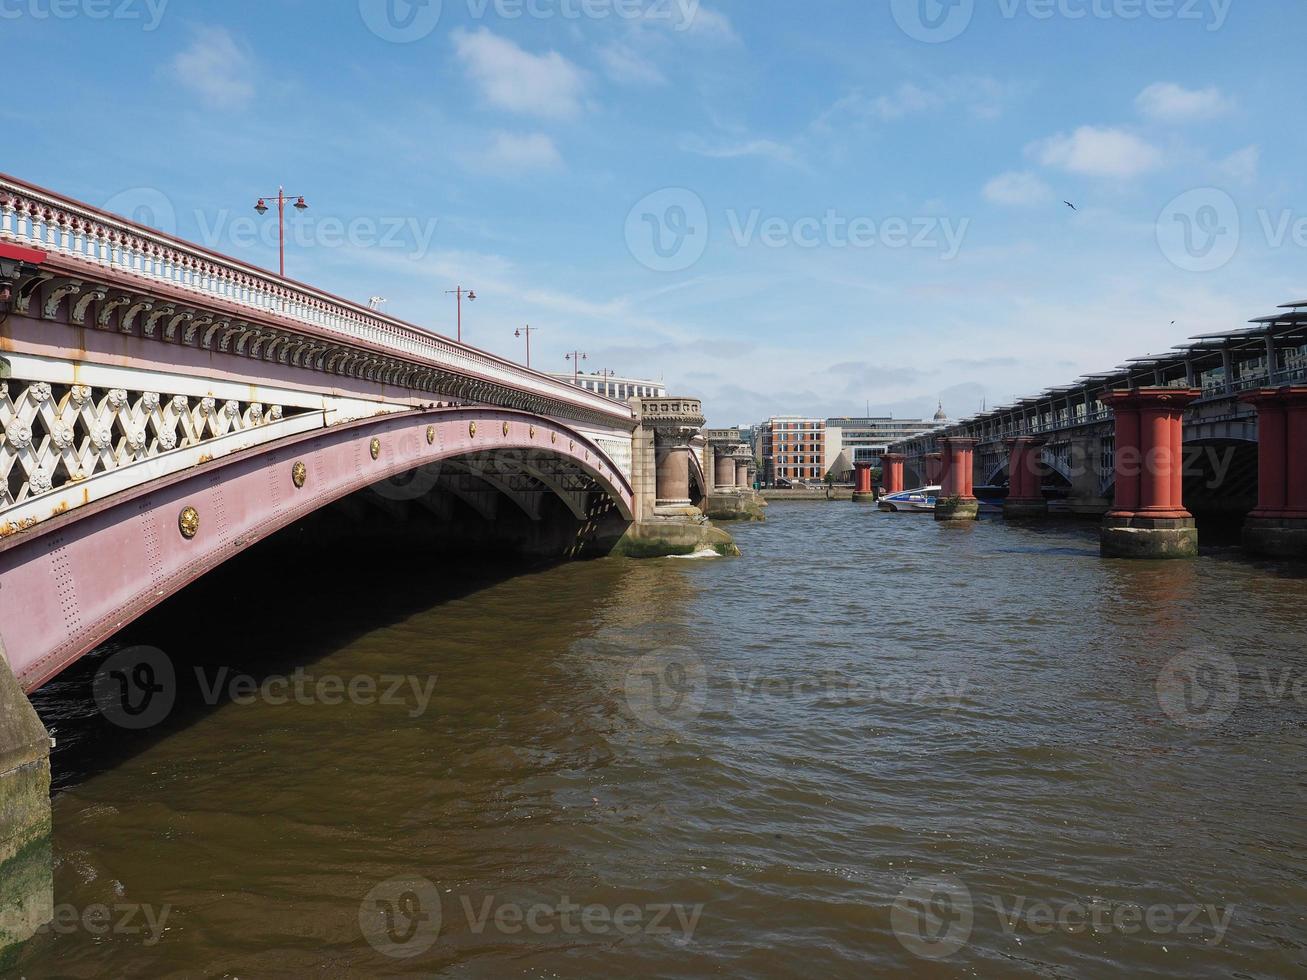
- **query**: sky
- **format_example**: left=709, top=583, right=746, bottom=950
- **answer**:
left=3, top=0, right=1305, bottom=426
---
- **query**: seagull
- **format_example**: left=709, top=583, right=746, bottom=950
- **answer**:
left=1063, top=201, right=1078, bottom=211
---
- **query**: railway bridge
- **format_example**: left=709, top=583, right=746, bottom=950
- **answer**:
left=878, top=306, right=1307, bottom=559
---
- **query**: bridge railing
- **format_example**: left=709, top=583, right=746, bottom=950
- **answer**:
left=0, top=174, right=628, bottom=423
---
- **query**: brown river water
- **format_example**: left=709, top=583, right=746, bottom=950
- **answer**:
left=13, top=502, right=1307, bottom=977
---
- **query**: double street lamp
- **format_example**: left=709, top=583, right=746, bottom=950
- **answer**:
left=445, top=285, right=476, bottom=343
left=515, top=325, right=538, bottom=368
left=565, top=350, right=588, bottom=384
left=253, top=186, right=309, bottom=278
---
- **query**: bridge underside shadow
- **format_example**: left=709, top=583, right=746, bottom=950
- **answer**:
left=1182, top=439, right=1258, bottom=523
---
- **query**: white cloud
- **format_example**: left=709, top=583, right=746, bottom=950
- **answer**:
left=1135, top=82, right=1233, bottom=123
left=598, top=43, right=665, bottom=86
left=1028, top=126, right=1163, bottom=178
left=815, top=76, right=1020, bottom=130
left=469, top=132, right=564, bottom=174
left=679, top=135, right=798, bottom=166
left=983, top=171, right=1054, bottom=207
left=1219, top=144, right=1260, bottom=183
left=453, top=29, right=587, bottom=120
left=643, top=2, right=738, bottom=42
left=168, top=26, right=256, bottom=109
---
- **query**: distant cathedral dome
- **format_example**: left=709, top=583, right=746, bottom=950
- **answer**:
left=933, top=402, right=947, bottom=422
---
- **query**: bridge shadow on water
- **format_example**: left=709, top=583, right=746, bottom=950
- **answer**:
left=30, top=499, right=584, bottom=793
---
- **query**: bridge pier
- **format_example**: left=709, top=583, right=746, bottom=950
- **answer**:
left=713, top=445, right=736, bottom=491
left=1003, top=437, right=1048, bottom=519
left=924, top=452, right=943, bottom=487
left=1065, top=433, right=1113, bottom=516
left=936, top=437, right=980, bottom=522
left=622, top=399, right=739, bottom=554
left=1241, top=387, right=1307, bottom=558
left=0, top=639, right=52, bottom=962
left=881, top=453, right=906, bottom=496
left=734, top=453, right=750, bottom=490
left=853, top=462, right=875, bottom=502
left=1101, top=388, right=1201, bottom=559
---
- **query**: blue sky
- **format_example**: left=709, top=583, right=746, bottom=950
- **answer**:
left=3, top=0, right=1304, bottom=425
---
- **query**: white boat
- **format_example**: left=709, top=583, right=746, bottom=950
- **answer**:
left=878, top=485, right=940, bottom=512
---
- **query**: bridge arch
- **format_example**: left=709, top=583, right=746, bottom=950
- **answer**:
left=0, top=408, right=633, bottom=692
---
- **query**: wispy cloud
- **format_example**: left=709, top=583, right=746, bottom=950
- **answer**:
left=598, top=42, right=666, bottom=86
left=168, top=26, right=256, bottom=109
left=679, top=135, right=799, bottom=166
left=815, top=76, right=1022, bottom=131
left=1218, top=144, right=1259, bottom=183
left=1028, top=126, right=1163, bottom=178
left=453, top=29, right=588, bottom=120
left=466, top=132, right=564, bottom=175
left=983, top=171, right=1054, bottom=207
left=1136, top=82, right=1233, bottom=123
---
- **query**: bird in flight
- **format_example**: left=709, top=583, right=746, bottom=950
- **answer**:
left=1063, top=201, right=1078, bottom=211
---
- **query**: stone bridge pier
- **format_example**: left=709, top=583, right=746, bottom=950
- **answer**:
left=1101, top=388, right=1201, bottom=558
left=1241, top=387, right=1307, bottom=557
left=1003, top=437, right=1048, bottom=519
left=853, top=461, right=875, bottom=503
left=881, top=453, right=906, bottom=496
left=625, top=398, right=741, bottom=553
left=936, top=437, right=979, bottom=522
left=703, top=438, right=764, bottom=523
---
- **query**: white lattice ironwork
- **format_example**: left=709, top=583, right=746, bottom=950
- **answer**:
left=1, top=379, right=286, bottom=509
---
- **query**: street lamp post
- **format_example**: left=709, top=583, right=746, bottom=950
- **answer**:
left=253, top=186, right=308, bottom=278
left=565, top=351, right=588, bottom=384
left=445, top=286, right=476, bottom=343
left=515, top=325, right=538, bottom=368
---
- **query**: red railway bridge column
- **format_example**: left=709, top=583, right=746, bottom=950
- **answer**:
left=924, top=452, right=943, bottom=487
left=936, top=437, right=980, bottom=522
left=1003, top=437, right=1048, bottom=519
left=853, top=462, right=875, bottom=503
left=1100, top=388, right=1201, bottom=558
left=1241, top=387, right=1307, bottom=558
left=881, top=453, right=906, bottom=496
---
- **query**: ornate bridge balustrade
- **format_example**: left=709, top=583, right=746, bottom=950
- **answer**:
left=0, top=173, right=645, bottom=546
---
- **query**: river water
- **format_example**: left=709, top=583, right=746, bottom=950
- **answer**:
left=14, top=502, right=1307, bottom=977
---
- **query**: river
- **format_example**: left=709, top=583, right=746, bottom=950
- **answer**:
left=15, top=502, right=1307, bottom=977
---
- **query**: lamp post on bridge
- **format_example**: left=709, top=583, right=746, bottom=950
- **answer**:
left=565, top=350, right=588, bottom=384
left=252, top=187, right=308, bottom=278
left=445, top=286, right=476, bottom=343
left=515, top=325, right=538, bottom=368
